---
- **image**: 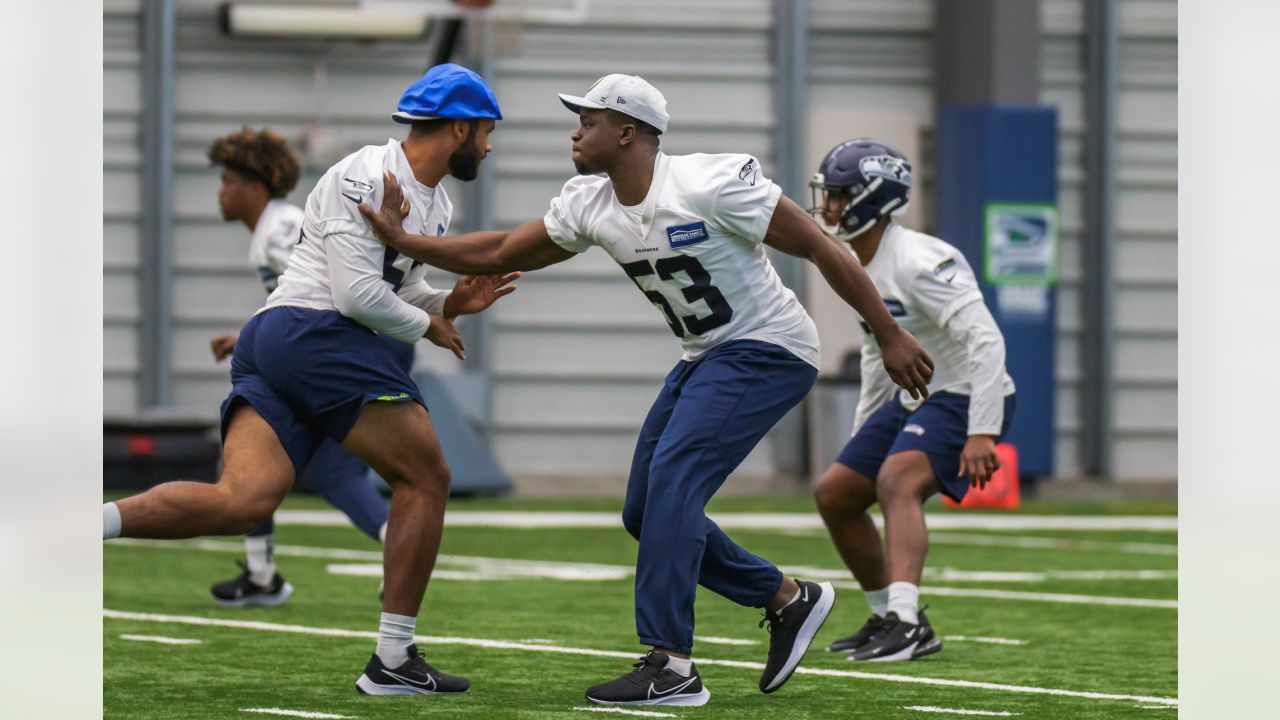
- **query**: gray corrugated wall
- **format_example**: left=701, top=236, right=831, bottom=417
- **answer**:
left=102, top=0, right=1176, bottom=481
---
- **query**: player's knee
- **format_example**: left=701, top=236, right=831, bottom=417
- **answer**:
left=621, top=501, right=644, bottom=539
left=813, top=471, right=851, bottom=514
left=387, top=455, right=452, bottom=496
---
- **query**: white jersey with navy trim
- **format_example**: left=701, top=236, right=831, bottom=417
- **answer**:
left=248, top=198, right=303, bottom=293
left=262, top=139, right=452, bottom=344
left=542, top=151, right=820, bottom=369
left=853, top=224, right=1016, bottom=436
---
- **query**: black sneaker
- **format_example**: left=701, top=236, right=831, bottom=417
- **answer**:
left=355, top=644, right=470, bottom=695
left=758, top=579, right=835, bottom=694
left=585, top=651, right=710, bottom=707
left=827, top=614, right=891, bottom=653
left=210, top=560, right=294, bottom=607
left=849, top=609, right=942, bottom=662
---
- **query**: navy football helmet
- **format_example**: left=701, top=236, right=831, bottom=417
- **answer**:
left=809, top=138, right=912, bottom=240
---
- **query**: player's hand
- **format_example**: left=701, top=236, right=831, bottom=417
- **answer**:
left=959, top=435, right=1000, bottom=489
left=443, top=273, right=520, bottom=318
left=210, top=334, right=237, bottom=362
left=357, top=171, right=411, bottom=249
left=878, top=325, right=934, bottom=399
left=425, top=315, right=466, bottom=360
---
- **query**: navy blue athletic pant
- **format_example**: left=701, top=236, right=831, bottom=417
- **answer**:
left=623, top=340, right=818, bottom=654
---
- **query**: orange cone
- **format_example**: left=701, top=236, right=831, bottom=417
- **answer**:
left=944, top=443, right=1020, bottom=509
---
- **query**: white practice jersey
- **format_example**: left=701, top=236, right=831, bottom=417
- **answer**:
left=853, top=224, right=1016, bottom=436
left=543, top=152, right=820, bottom=368
left=262, top=139, right=452, bottom=344
left=248, top=198, right=303, bottom=293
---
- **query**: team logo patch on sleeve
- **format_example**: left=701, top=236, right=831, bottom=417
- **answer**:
left=738, top=158, right=759, bottom=186
left=884, top=298, right=908, bottom=317
left=667, top=221, right=710, bottom=248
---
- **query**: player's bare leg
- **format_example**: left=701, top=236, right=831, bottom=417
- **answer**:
left=340, top=400, right=469, bottom=695
left=107, top=405, right=294, bottom=539
left=340, top=401, right=450, bottom=616
left=813, top=464, right=889, bottom=590
left=875, top=450, right=939, bottom=587
left=814, top=463, right=893, bottom=653
left=848, top=449, right=943, bottom=661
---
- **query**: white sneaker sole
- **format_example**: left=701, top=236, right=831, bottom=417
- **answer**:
left=213, top=581, right=294, bottom=608
left=761, top=581, right=836, bottom=693
left=851, top=635, right=942, bottom=662
left=587, top=687, right=711, bottom=707
left=355, top=674, right=468, bottom=696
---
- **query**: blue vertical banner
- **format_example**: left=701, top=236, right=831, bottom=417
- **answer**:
left=936, top=105, right=1058, bottom=476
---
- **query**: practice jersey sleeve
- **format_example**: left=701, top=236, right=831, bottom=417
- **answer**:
left=851, top=335, right=898, bottom=437
left=396, top=275, right=450, bottom=317
left=706, top=154, right=784, bottom=244
left=543, top=177, right=598, bottom=254
left=908, top=250, right=985, bottom=329
left=942, top=301, right=1008, bottom=435
left=324, top=231, right=431, bottom=343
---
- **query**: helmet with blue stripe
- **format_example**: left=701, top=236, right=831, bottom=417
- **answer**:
left=809, top=138, right=912, bottom=240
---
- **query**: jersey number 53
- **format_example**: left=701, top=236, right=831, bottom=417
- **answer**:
left=621, top=256, right=733, bottom=337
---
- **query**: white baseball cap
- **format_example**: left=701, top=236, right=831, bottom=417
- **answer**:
left=558, top=74, right=669, bottom=134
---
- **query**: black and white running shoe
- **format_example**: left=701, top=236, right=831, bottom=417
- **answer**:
left=827, top=614, right=891, bottom=654
left=210, top=560, right=294, bottom=607
left=585, top=651, right=710, bottom=707
left=758, top=579, right=836, bottom=693
left=355, top=644, right=470, bottom=695
left=849, top=609, right=942, bottom=662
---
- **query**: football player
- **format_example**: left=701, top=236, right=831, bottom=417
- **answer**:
left=104, top=64, right=517, bottom=695
left=809, top=139, right=1016, bottom=662
left=359, top=74, right=935, bottom=706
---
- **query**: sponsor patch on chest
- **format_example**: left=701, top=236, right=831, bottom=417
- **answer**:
left=666, top=221, right=710, bottom=248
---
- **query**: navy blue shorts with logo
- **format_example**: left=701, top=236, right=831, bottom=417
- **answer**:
left=834, top=391, right=1016, bottom=503
left=220, top=306, right=425, bottom=474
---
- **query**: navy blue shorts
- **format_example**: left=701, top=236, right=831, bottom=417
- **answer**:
left=220, top=307, right=425, bottom=474
left=834, top=391, right=1016, bottom=503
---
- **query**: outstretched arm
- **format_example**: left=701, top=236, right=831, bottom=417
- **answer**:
left=763, top=194, right=935, bottom=399
left=358, top=171, right=574, bottom=275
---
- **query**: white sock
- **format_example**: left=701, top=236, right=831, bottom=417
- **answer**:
left=660, top=653, right=693, bottom=677
left=376, top=612, right=417, bottom=668
left=864, top=586, right=889, bottom=617
left=378, top=522, right=388, bottom=544
left=887, top=581, right=920, bottom=625
left=244, top=535, right=276, bottom=587
left=103, top=502, right=122, bottom=540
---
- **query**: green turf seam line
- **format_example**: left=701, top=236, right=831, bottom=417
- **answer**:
left=103, top=609, right=1178, bottom=707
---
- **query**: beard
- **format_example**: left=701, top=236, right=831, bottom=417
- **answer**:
left=448, top=141, right=481, bottom=181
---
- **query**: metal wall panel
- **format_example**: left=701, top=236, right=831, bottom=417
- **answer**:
left=1042, top=0, right=1177, bottom=480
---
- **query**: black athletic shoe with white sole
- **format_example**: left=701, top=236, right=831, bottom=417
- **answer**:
left=210, top=560, right=294, bottom=607
left=355, top=644, right=470, bottom=695
left=585, top=651, right=710, bottom=707
left=849, top=610, right=942, bottom=662
left=758, top=579, right=836, bottom=693
left=827, top=614, right=891, bottom=653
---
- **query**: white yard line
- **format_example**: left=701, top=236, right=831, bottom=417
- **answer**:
left=694, top=635, right=759, bottom=646
left=102, top=609, right=1177, bottom=707
left=930, top=533, right=1177, bottom=556
left=942, top=636, right=1028, bottom=646
left=119, top=634, right=202, bottom=645
left=112, top=538, right=1176, bottom=607
left=784, top=564, right=1175, bottom=584
left=269, top=510, right=1176, bottom=532
left=905, top=706, right=1019, bottom=716
left=571, top=707, right=677, bottom=718
left=240, top=709, right=352, bottom=719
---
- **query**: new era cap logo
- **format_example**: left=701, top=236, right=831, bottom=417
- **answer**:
left=616, top=96, right=627, bottom=104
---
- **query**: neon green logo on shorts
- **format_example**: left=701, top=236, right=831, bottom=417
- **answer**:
left=375, top=392, right=410, bottom=401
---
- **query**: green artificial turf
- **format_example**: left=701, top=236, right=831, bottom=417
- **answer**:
left=104, top=498, right=1177, bottom=719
